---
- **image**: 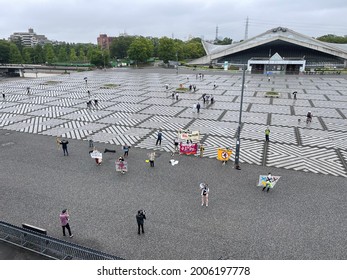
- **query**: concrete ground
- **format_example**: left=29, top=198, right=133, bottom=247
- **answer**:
left=0, top=68, right=346, bottom=260
left=0, top=129, right=346, bottom=260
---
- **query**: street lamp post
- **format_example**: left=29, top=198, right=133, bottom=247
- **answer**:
left=176, top=52, right=178, bottom=75
left=234, top=64, right=246, bottom=170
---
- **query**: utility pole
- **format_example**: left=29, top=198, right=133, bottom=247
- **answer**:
left=234, top=64, right=246, bottom=170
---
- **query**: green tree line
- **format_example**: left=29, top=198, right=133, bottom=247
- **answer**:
left=0, top=35, right=211, bottom=66
left=316, top=34, right=347, bottom=44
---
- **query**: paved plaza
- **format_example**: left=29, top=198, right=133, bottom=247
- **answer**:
left=1, top=68, right=347, bottom=177
left=0, top=68, right=346, bottom=260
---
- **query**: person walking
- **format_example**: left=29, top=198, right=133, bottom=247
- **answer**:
left=175, top=92, right=179, bottom=101
left=2, top=92, right=5, bottom=99
left=59, top=139, right=69, bottom=156
left=200, top=183, right=209, bottom=207
left=196, top=102, right=201, bottom=113
left=148, top=152, right=156, bottom=167
left=292, top=91, right=297, bottom=100
left=123, top=144, right=130, bottom=157
left=156, top=130, right=162, bottom=146
left=265, top=127, right=270, bottom=142
left=136, top=210, right=146, bottom=234
left=59, top=209, right=73, bottom=238
left=199, top=144, right=205, bottom=158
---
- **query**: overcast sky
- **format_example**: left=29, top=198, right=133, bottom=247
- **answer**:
left=1, top=0, right=346, bottom=44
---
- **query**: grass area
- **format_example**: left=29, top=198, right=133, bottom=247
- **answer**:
left=175, top=87, right=189, bottom=91
left=40, top=81, right=61, bottom=85
left=264, top=91, right=280, bottom=98
left=100, top=83, right=119, bottom=89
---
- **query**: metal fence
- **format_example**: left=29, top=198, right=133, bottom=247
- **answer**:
left=0, top=221, right=124, bottom=260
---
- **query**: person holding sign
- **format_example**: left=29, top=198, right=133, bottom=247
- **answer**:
left=200, top=183, right=209, bottom=207
left=90, top=147, right=102, bottom=165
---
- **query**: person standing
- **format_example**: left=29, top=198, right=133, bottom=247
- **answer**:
left=265, top=127, right=270, bottom=142
left=201, top=183, right=209, bottom=207
left=136, top=210, right=146, bottom=234
left=123, top=144, right=130, bottom=157
left=175, top=92, right=179, bottom=101
left=156, top=130, right=162, bottom=146
left=174, top=137, right=179, bottom=152
left=196, top=102, right=201, bottom=113
left=148, top=152, right=156, bottom=167
left=59, top=139, right=69, bottom=156
left=262, top=180, right=273, bottom=192
left=199, top=144, right=205, bottom=158
left=59, top=209, right=73, bottom=238
left=2, top=92, right=5, bottom=99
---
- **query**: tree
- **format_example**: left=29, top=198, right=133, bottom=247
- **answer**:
left=316, top=34, right=347, bottom=44
left=22, top=47, right=34, bottom=63
left=9, top=43, right=23, bottom=63
left=43, top=44, right=56, bottom=64
left=58, top=45, right=68, bottom=62
left=0, top=40, right=11, bottom=63
left=183, top=38, right=205, bottom=59
left=69, top=48, right=78, bottom=62
left=33, top=45, right=44, bottom=64
left=158, top=37, right=176, bottom=63
left=109, top=36, right=135, bottom=59
left=127, top=37, right=153, bottom=64
left=215, top=37, right=233, bottom=45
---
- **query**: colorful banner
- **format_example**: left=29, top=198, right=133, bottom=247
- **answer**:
left=217, top=148, right=232, bottom=161
left=115, top=160, right=128, bottom=172
left=178, top=130, right=200, bottom=141
left=90, top=151, right=102, bottom=159
left=179, top=143, right=198, bottom=155
left=257, top=175, right=281, bottom=187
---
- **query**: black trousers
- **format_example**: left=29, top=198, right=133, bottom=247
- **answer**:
left=63, top=148, right=68, bottom=155
left=62, top=223, right=72, bottom=236
left=138, top=223, right=144, bottom=234
left=150, top=160, right=154, bottom=167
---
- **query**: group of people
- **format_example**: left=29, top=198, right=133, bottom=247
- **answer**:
left=59, top=181, right=210, bottom=238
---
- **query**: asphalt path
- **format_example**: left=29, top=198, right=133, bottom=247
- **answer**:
left=0, top=129, right=346, bottom=260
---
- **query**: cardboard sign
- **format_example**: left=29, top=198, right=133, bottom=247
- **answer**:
left=90, top=151, right=102, bottom=159
left=257, top=175, right=281, bottom=187
left=178, top=130, right=200, bottom=141
left=179, top=143, right=198, bottom=155
left=115, top=160, right=128, bottom=172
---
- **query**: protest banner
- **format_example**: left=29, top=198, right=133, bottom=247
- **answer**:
left=217, top=148, right=232, bottom=161
left=179, top=143, right=198, bottom=155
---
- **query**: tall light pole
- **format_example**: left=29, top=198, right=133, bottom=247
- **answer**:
left=176, top=52, right=178, bottom=75
left=234, top=64, right=246, bottom=170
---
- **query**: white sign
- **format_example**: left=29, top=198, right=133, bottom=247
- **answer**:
left=90, top=151, right=102, bottom=159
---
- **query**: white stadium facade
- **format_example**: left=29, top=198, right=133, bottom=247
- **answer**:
left=189, top=27, right=347, bottom=74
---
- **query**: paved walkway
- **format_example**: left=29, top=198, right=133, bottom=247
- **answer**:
left=0, top=69, right=346, bottom=260
left=1, top=68, right=347, bottom=177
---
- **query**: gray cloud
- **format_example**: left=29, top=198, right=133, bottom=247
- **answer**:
left=1, top=0, right=346, bottom=43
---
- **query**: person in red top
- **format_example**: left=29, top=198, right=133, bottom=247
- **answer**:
left=59, top=209, right=73, bottom=238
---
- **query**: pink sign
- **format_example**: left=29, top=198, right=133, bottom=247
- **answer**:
left=179, top=143, right=198, bottom=155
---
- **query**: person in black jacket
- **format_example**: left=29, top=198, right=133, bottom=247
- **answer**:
left=59, top=139, right=69, bottom=156
left=136, top=210, right=146, bottom=234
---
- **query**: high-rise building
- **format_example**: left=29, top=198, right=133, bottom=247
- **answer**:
left=9, top=28, right=50, bottom=47
left=97, top=34, right=115, bottom=50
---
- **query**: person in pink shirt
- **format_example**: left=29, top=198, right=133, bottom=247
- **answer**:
left=59, top=209, right=73, bottom=238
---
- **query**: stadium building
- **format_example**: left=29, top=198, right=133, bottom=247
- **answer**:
left=189, top=27, right=347, bottom=74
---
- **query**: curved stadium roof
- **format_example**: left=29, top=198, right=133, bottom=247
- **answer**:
left=189, top=27, right=347, bottom=65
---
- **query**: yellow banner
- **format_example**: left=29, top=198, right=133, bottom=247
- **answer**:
left=217, top=148, right=232, bottom=161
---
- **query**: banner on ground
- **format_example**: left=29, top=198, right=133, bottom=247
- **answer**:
left=115, top=161, right=128, bottom=172
left=179, top=143, right=198, bottom=155
left=178, top=130, right=200, bottom=141
left=257, top=175, right=281, bottom=187
left=217, top=148, right=232, bottom=161
left=90, top=151, right=102, bottom=159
